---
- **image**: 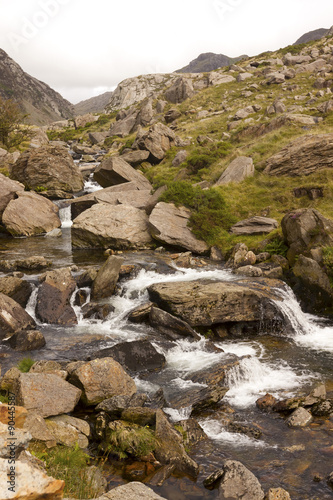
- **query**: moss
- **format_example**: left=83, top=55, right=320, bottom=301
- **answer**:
left=17, top=357, right=34, bottom=372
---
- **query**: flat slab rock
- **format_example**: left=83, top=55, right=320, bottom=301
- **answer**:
left=149, top=202, right=209, bottom=255
left=230, top=216, right=278, bottom=235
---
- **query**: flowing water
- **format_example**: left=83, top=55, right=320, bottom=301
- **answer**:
left=1, top=184, right=333, bottom=499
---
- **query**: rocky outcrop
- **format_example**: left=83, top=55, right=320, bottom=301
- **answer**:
left=0, top=293, right=36, bottom=340
left=120, top=150, right=150, bottom=166
left=176, top=52, right=245, bottom=73
left=230, top=216, right=278, bottom=235
left=91, top=256, right=124, bottom=300
left=69, top=357, right=137, bottom=405
left=165, top=77, right=195, bottom=103
left=71, top=204, right=154, bottom=249
left=93, top=156, right=152, bottom=190
left=264, top=134, right=333, bottom=176
left=215, top=156, right=254, bottom=185
left=149, top=202, right=209, bottom=254
left=10, top=145, right=84, bottom=197
left=16, top=373, right=82, bottom=417
left=148, top=278, right=284, bottom=328
left=36, top=268, right=77, bottom=326
left=0, top=173, right=24, bottom=219
left=2, top=191, right=61, bottom=237
left=134, top=123, right=176, bottom=163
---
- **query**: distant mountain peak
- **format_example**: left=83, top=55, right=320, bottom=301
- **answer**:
left=294, top=27, right=331, bottom=45
left=176, top=52, right=247, bottom=74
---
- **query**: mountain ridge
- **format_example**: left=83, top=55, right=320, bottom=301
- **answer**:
left=175, top=52, right=247, bottom=73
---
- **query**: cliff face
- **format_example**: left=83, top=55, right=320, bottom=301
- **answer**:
left=0, top=49, right=74, bottom=125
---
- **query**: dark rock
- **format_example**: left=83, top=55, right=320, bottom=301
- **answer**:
left=121, top=407, right=157, bottom=426
left=186, top=356, right=238, bottom=386
left=81, top=302, right=115, bottom=320
left=293, top=186, right=324, bottom=200
left=146, top=388, right=167, bottom=409
left=256, top=393, right=278, bottom=411
left=0, top=277, right=32, bottom=308
left=167, top=385, right=228, bottom=415
left=128, top=302, right=153, bottom=323
left=176, top=418, right=207, bottom=447
left=5, top=330, right=46, bottom=351
left=96, top=394, right=147, bottom=418
left=91, top=256, right=124, bottom=300
left=149, top=306, right=200, bottom=340
left=311, top=400, right=333, bottom=416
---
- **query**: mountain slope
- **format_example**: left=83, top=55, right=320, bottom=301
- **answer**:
left=74, top=91, right=114, bottom=115
left=176, top=52, right=247, bottom=73
left=294, top=27, right=329, bottom=44
left=0, top=49, right=74, bottom=125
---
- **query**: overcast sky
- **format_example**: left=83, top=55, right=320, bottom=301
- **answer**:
left=1, top=0, right=333, bottom=104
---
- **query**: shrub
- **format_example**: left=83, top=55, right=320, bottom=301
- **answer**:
left=264, top=237, right=288, bottom=257
left=17, top=357, right=35, bottom=372
left=184, top=142, right=232, bottom=175
left=159, top=181, right=236, bottom=244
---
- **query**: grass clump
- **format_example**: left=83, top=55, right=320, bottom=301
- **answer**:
left=30, top=443, right=101, bottom=499
left=323, top=246, right=333, bottom=284
left=17, top=357, right=34, bottom=373
left=106, top=425, right=157, bottom=459
left=264, top=237, right=288, bottom=257
left=184, top=142, right=233, bottom=178
left=159, top=181, right=236, bottom=245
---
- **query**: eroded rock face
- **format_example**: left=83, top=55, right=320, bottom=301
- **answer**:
left=165, top=77, right=195, bottom=103
left=0, top=293, right=36, bottom=340
left=93, top=156, right=152, bottom=190
left=0, top=173, right=24, bottom=219
left=148, top=278, right=285, bottom=328
left=134, top=123, right=176, bottom=163
left=9, top=144, right=84, bottom=196
left=230, top=216, right=278, bottom=235
left=215, top=156, right=254, bottom=185
left=265, top=134, right=333, bottom=176
left=149, top=202, right=209, bottom=255
left=36, top=267, right=77, bottom=325
left=16, top=373, right=82, bottom=418
left=2, top=191, right=61, bottom=237
left=70, top=357, right=137, bottom=405
left=72, top=204, right=154, bottom=249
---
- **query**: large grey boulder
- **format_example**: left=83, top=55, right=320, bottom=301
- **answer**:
left=69, top=357, right=137, bottom=405
left=215, top=156, right=254, bottom=185
left=120, top=150, right=150, bottom=166
left=93, top=156, right=152, bottom=190
left=0, top=173, right=24, bottom=219
left=36, top=267, right=77, bottom=326
left=165, top=77, right=195, bottom=103
left=215, top=460, right=264, bottom=499
left=149, top=202, right=209, bottom=254
left=2, top=191, right=61, bottom=237
left=108, top=110, right=139, bottom=137
left=71, top=204, right=154, bottom=249
left=16, top=373, right=82, bottom=418
left=265, top=133, right=333, bottom=176
left=97, top=481, right=167, bottom=499
left=134, top=123, right=176, bottom=163
left=9, top=144, right=84, bottom=196
left=287, top=407, right=313, bottom=427
left=91, top=255, right=124, bottom=300
left=230, top=216, right=278, bottom=235
left=148, top=278, right=284, bottom=327
left=0, top=293, right=36, bottom=340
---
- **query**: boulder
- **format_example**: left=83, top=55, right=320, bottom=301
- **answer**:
left=281, top=208, right=333, bottom=262
left=93, top=156, right=152, bottom=190
left=2, top=191, right=61, bottom=237
left=120, top=150, right=150, bottom=166
left=96, top=394, right=147, bottom=418
left=149, top=306, right=200, bottom=340
left=70, top=357, right=137, bottom=405
left=286, top=407, right=313, bottom=427
left=172, top=150, right=188, bottom=167
left=205, top=460, right=264, bottom=499
left=149, top=202, right=209, bottom=254
left=266, top=488, right=291, bottom=500
left=36, top=267, right=77, bottom=325
left=148, top=278, right=284, bottom=327
left=101, top=482, right=167, bottom=500
left=0, top=293, right=36, bottom=340
left=5, top=330, right=46, bottom=351
left=121, top=407, right=157, bottom=427
left=94, top=340, right=166, bottom=373
left=266, top=72, right=285, bottom=84
left=45, top=414, right=90, bottom=448
left=209, top=73, right=236, bottom=85
left=71, top=204, right=153, bottom=249
left=134, top=123, right=176, bottom=163
left=215, top=156, right=254, bottom=185
left=89, top=131, right=108, bottom=145
left=265, top=134, right=333, bottom=176
left=165, top=77, right=195, bottom=103
left=74, top=113, right=98, bottom=128
left=234, top=106, right=257, bottom=121
left=154, top=409, right=199, bottom=477
left=230, top=216, right=278, bottom=235
left=166, top=385, right=228, bottom=415
left=16, top=373, right=82, bottom=418
left=91, top=256, right=124, bottom=300
left=0, top=173, right=24, bottom=218
left=108, top=110, right=139, bottom=137
left=283, top=54, right=312, bottom=65
left=9, top=144, right=84, bottom=196
left=0, top=277, right=32, bottom=308
left=164, top=109, right=182, bottom=123
left=0, top=457, right=65, bottom=499
left=237, top=72, right=253, bottom=82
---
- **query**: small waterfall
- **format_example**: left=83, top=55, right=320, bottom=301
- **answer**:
left=199, top=419, right=267, bottom=448
left=25, top=286, right=38, bottom=321
left=84, top=173, right=101, bottom=193
left=59, top=206, right=72, bottom=228
left=271, top=288, right=333, bottom=353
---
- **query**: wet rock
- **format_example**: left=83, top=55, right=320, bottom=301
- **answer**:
left=154, top=410, right=199, bottom=477
left=167, top=385, right=228, bottom=415
left=16, top=373, right=82, bottom=418
left=91, top=255, right=124, bottom=300
left=149, top=202, right=209, bottom=255
left=0, top=293, right=36, bottom=340
left=94, top=340, right=166, bottom=374
left=265, top=488, right=291, bottom=500
left=102, top=481, right=167, bottom=499
left=72, top=204, right=154, bottom=250
left=134, top=123, right=176, bottom=164
left=0, top=457, right=65, bottom=499
left=177, top=418, right=207, bottom=447
left=0, top=277, right=32, bottom=308
left=311, top=400, right=333, bottom=417
left=327, top=471, right=333, bottom=487
left=14, top=256, right=52, bottom=272
left=93, top=156, right=152, bottom=190
left=230, top=216, right=278, bottom=235
left=256, top=393, right=278, bottom=411
left=215, top=156, right=254, bottom=186
left=265, top=133, right=333, bottom=177
left=148, top=278, right=284, bottom=328
left=81, top=302, right=114, bottom=320
left=70, top=357, right=137, bottom=405
left=5, top=330, right=46, bottom=351
left=0, top=173, right=24, bottom=219
left=128, top=302, right=153, bottom=323
left=96, top=394, right=147, bottom=418
left=286, top=407, right=313, bottom=427
left=2, top=191, right=61, bottom=237
left=186, top=357, right=238, bottom=386
left=146, top=388, right=167, bottom=410
left=36, top=267, right=77, bottom=326
left=150, top=306, right=200, bottom=340
left=10, top=144, right=84, bottom=196
left=227, top=420, right=262, bottom=439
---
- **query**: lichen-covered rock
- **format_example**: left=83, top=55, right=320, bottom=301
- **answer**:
left=215, top=156, right=254, bottom=185
left=208, top=460, right=264, bottom=499
left=286, top=407, right=313, bottom=427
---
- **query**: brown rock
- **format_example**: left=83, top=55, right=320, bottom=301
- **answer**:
left=0, top=293, right=36, bottom=340
left=256, top=393, right=278, bottom=411
left=0, top=173, right=24, bottom=218
left=134, top=123, right=176, bottom=163
left=91, top=256, right=124, bottom=300
left=0, top=405, right=27, bottom=428
left=230, top=216, right=278, bottom=235
left=93, top=156, right=152, bottom=190
left=0, top=277, right=32, bottom=308
left=266, top=488, right=291, bottom=500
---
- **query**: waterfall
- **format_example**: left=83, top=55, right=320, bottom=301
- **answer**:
left=59, top=206, right=72, bottom=228
left=25, top=285, right=39, bottom=322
